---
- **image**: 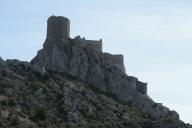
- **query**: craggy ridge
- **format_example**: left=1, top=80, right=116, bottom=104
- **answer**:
left=0, top=16, right=191, bottom=128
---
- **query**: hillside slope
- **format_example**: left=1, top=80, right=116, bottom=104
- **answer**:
left=0, top=59, right=191, bottom=128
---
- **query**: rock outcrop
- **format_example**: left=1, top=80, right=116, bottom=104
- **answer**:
left=0, top=57, right=8, bottom=71
left=0, top=58, right=191, bottom=128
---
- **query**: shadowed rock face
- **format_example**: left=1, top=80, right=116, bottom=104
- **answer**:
left=31, top=16, right=178, bottom=120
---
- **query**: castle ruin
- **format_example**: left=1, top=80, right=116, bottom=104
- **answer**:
left=32, top=16, right=148, bottom=110
left=40, top=16, right=126, bottom=73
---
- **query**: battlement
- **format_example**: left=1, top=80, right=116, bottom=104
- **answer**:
left=47, top=16, right=70, bottom=40
left=72, top=36, right=103, bottom=53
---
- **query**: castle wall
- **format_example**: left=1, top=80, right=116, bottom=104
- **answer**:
left=85, top=40, right=102, bottom=53
left=136, top=81, right=147, bottom=94
left=103, top=53, right=125, bottom=73
left=71, top=38, right=103, bottom=55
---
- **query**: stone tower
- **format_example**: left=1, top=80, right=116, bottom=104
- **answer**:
left=47, top=16, right=70, bottom=40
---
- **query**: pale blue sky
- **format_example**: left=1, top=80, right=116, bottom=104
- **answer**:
left=0, top=0, right=192, bottom=123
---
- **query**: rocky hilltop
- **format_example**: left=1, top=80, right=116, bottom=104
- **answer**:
left=0, top=16, right=191, bottom=128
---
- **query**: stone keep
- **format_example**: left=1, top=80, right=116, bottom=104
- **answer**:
left=47, top=16, right=70, bottom=40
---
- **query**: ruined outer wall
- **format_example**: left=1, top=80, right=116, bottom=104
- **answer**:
left=136, top=81, right=147, bottom=94
left=103, top=53, right=125, bottom=73
left=85, top=40, right=103, bottom=53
